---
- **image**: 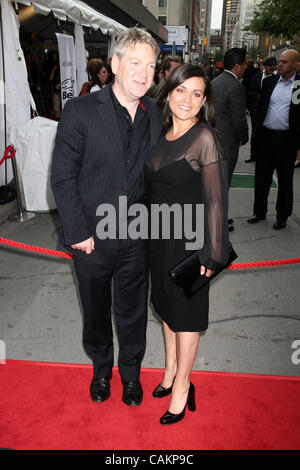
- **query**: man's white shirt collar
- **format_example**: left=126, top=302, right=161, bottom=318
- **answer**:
left=278, top=73, right=296, bottom=84
left=225, top=70, right=238, bottom=80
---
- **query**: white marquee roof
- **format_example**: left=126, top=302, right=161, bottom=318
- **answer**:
left=15, top=0, right=127, bottom=35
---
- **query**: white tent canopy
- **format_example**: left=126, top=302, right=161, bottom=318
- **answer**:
left=0, top=0, right=127, bottom=187
left=15, top=0, right=127, bottom=35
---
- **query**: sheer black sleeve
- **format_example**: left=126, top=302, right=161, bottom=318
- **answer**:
left=187, top=126, right=230, bottom=271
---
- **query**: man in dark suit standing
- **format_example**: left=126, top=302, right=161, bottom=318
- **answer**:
left=212, top=48, right=249, bottom=230
left=51, top=28, right=162, bottom=406
left=245, top=57, right=277, bottom=163
left=248, top=49, right=300, bottom=229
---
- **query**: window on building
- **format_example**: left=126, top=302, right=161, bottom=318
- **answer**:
left=158, top=15, right=167, bottom=25
left=158, top=0, right=168, bottom=7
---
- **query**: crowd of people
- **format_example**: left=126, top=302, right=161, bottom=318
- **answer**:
left=150, top=48, right=300, bottom=232
left=50, top=27, right=299, bottom=426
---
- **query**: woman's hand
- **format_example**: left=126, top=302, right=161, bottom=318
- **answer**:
left=71, top=236, right=95, bottom=254
left=200, top=265, right=213, bottom=277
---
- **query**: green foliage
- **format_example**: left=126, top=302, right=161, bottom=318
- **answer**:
left=245, top=0, right=300, bottom=39
left=247, top=47, right=263, bottom=60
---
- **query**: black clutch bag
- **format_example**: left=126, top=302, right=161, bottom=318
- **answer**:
left=168, top=247, right=237, bottom=299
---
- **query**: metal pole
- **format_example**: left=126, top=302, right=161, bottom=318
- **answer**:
left=172, top=41, right=176, bottom=56
left=9, top=153, right=35, bottom=222
left=0, top=5, right=7, bottom=185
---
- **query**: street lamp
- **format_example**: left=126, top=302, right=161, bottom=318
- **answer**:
left=183, top=39, right=189, bottom=63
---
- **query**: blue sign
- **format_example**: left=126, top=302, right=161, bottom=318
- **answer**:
left=160, top=44, right=184, bottom=53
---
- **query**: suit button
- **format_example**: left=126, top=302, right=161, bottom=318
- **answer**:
left=122, top=185, right=127, bottom=192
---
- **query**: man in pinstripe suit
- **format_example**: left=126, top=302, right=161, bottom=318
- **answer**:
left=51, top=28, right=162, bottom=406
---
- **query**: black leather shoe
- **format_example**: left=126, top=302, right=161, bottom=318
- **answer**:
left=273, top=220, right=286, bottom=230
left=122, top=381, right=143, bottom=406
left=90, top=376, right=111, bottom=402
left=247, top=215, right=266, bottom=224
left=153, top=383, right=173, bottom=398
left=160, top=382, right=196, bottom=425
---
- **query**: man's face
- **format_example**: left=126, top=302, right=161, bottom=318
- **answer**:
left=112, top=43, right=156, bottom=100
left=165, top=61, right=180, bottom=79
left=264, top=64, right=273, bottom=75
left=278, top=51, right=297, bottom=78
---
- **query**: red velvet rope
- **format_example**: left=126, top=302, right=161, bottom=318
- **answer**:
left=0, top=237, right=73, bottom=260
left=0, top=237, right=299, bottom=269
left=0, top=146, right=16, bottom=166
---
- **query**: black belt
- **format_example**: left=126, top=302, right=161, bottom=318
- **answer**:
left=262, top=126, right=291, bottom=135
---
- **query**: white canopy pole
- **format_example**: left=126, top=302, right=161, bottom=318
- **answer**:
left=0, top=4, right=6, bottom=185
left=107, top=34, right=115, bottom=61
left=74, top=23, right=88, bottom=96
left=0, top=0, right=32, bottom=185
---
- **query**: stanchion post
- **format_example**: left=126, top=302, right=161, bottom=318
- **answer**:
left=8, top=152, right=35, bottom=222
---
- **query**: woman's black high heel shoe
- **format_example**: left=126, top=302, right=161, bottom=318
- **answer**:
left=153, top=377, right=175, bottom=398
left=153, top=383, right=173, bottom=398
left=160, top=382, right=196, bottom=425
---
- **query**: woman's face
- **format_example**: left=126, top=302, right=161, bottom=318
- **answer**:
left=97, top=66, right=109, bottom=85
left=168, top=76, right=206, bottom=123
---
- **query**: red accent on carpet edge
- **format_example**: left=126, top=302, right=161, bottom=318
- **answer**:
left=1, top=360, right=300, bottom=450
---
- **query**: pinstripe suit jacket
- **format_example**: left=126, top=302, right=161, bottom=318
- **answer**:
left=51, top=84, right=162, bottom=260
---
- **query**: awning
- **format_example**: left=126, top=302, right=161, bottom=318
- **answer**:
left=14, top=0, right=127, bottom=35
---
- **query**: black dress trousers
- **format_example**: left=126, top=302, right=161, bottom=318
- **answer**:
left=254, top=127, right=297, bottom=221
left=73, top=237, right=148, bottom=382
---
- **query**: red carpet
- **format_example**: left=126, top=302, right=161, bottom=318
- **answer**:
left=0, top=360, right=299, bottom=450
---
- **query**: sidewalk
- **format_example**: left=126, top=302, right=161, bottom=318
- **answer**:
left=0, top=134, right=300, bottom=377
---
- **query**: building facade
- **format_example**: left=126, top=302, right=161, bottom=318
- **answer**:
left=142, top=0, right=193, bottom=26
left=143, top=0, right=214, bottom=57
left=231, top=0, right=262, bottom=50
left=221, top=0, right=241, bottom=51
left=87, top=0, right=168, bottom=43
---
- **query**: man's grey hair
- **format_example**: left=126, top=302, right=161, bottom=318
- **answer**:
left=113, top=27, right=159, bottom=59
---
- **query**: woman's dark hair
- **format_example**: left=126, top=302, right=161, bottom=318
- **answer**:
left=88, top=63, right=110, bottom=91
left=157, top=63, right=216, bottom=131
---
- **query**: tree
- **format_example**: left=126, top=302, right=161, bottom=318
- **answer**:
left=245, top=0, right=300, bottom=39
left=247, top=47, right=263, bottom=61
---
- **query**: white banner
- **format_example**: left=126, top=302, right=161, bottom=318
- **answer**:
left=56, top=33, right=78, bottom=108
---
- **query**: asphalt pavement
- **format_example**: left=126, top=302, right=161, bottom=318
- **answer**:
left=0, top=126, right=300, bottom=377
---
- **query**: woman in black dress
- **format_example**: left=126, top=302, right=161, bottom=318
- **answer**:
left=144, top=64, right=230, bottom=425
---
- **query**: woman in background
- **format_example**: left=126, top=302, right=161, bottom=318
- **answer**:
left=89, top=63, right=110, bottom=92
left=80, top=59, right=110, bottom=95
